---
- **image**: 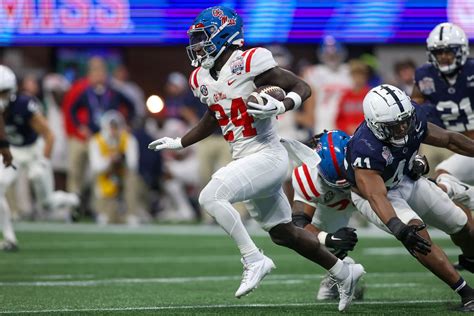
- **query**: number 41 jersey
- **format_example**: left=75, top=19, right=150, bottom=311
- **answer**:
left=189, top=47, right=281, bottom=159
left=344, top=103, right=429, bottom=190
left=415, top=58, right=474, bottom=132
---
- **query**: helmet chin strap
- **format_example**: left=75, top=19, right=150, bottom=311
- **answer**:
left=200, top=31, right=241, bottom=70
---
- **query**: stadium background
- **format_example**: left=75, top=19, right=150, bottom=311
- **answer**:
left=1, top=0, right=474, bottom=314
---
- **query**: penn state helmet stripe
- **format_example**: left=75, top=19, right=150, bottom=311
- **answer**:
left=381, top=85, right=405, bottom=113
left=293, top=167, right=311, bottom=201
left=439, top=25, right=444, bottom=41
left=327, top=131, right=343, bottom=178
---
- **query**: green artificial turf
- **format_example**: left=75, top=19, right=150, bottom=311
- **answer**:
left=0, top=225, right=471, bottom=315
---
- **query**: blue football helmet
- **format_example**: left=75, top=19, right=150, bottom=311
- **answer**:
left=186, top=6, right=244, bottom=69
left=314, top=130, right=351, bottom=189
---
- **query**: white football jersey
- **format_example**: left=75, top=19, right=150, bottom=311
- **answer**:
left=292, top=163, right=352, bottom=212
left=303, top=64, right=352, bottom=133
left=189, top=47, right=281, bottom=159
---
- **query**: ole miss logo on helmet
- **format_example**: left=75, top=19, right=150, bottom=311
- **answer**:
left=212, top=8, right=236, bottom=25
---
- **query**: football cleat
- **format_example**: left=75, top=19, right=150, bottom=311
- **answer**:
left=459, top=299, right=474, bottom=312
left=2, top=240, right=19, bottom=252
left=335, top=263, right=366, bottom=312
left=316, top=273, right=339, bottom=300
left=235, top=254, right=275, bottom=298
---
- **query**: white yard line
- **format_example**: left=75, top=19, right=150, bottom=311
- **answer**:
left=0, top=273, right=430, bottom=287
left=13, top=222, right=451, bottom=239
left=0, top=300, right=457, bottom=314
left=363, top=247, right=460, bottom=256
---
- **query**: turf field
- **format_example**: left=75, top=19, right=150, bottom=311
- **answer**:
left=0, top=223, right=472, bottom=315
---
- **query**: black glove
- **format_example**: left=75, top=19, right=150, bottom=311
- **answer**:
left=325, top=227, right=358, bottom=251
left=292, top=213, right=312, bottom=228
left=408, top=155, right=430, bottom=181
left=386, top=217, right=431, bottom=257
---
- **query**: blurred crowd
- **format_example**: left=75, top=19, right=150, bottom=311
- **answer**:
left=4, top=38, right=424, bottom=226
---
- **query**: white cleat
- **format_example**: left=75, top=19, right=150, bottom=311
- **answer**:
left=316, top=273, right=338, bottom=300
left=336, top=263, right=365, bottom=312
left=235, top=255, right=275, bottom=298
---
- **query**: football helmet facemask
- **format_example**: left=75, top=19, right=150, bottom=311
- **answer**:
left=426, top=22, right=469, bottom=75
left=186, top=6, right=244, bottom=69
left=363, top=84, right=416, bottom=147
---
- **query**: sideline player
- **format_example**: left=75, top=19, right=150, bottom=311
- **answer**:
left=148, top=6, right=364, bottom=311
left=0, top=65, right=78, bottom=251
left=347, top=84, right=474, bottom=311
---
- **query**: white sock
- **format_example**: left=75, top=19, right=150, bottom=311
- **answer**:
left=204, top=199, right=261, bottom=262
left=329, top=259, right=349, bottom=281
left=0, top=198, right=17, bottom=243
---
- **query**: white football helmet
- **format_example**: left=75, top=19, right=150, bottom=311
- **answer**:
left=426, top=22, right=469, bottom=75
left=0, top=65, right=17, bottom=111
left=363, top=84, right=415, bottom=147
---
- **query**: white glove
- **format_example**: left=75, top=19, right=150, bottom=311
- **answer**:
left=247, top=92, right=286, bottom=119
left=148, top=137, right=183, bottom=151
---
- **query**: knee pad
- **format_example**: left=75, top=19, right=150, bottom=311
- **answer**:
left=199, top=179, right=233, bottom=208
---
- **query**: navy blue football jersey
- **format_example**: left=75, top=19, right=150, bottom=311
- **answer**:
left=3, top=94, right=40, bottom=146
left=414, top=58, right=474, bottom=132
left=345, top=103, right=428, bottom=189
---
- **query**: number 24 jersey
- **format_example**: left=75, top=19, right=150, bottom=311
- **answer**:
left=189, top=47, right=281, bottom=159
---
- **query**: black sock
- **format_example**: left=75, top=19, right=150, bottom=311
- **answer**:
left=453, top=277, right=474, bottom=303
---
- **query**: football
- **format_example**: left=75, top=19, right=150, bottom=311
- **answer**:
left=247, top=85, right=286, bottom=107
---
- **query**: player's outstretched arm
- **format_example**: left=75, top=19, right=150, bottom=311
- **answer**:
left=148, top=110, right=219, bottom=151
left=354, top=168, right=396, bottom=224
left=254, top=67, right=311, bottom=112
left=354, top=168, right=431, bottom=256
left=424, top=122, right=474, bottom=156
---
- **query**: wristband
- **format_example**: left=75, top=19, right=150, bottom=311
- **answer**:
left=386, top=217, right=405, bottom=238
left=286, top=92, right=302, bottom=110
left=0, top=139, right=9, bottom=149
left=317, top=231, right=328, bottom=245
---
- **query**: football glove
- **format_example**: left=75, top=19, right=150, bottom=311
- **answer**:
left=247, top=92, right=286, bottom=119
left=386, top=217, right=431, bottom=257
left=148, top=137, right=183, bottom=151
left=324, top=227, right=358, bottom=251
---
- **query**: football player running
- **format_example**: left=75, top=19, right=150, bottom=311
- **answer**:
left=291, top=130, right=363, bottom=301
left=346, top=84, right=474, bottom=312
left=412, top=23, right=474, bottom=217
left=148, top=6, right=364, bottom=311
left=0, top=66, right=79, bottom=251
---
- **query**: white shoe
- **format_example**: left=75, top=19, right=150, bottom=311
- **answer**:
left=438, top=174, right=474, bottom=209
left=316, top=273, right=338, bottom=300
left=335, top=263, right=365, bottom=312
left=235, top=254, right=275, bottom=298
